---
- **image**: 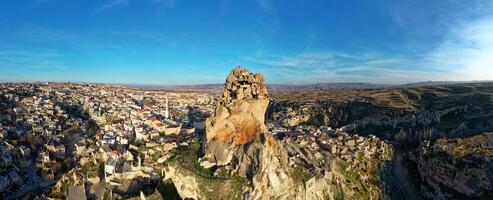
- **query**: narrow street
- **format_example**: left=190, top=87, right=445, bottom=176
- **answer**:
left=5, top=161, right=56, bottom=200
left=382, top=144, right=422, bottom=200
left=392, top=146, right=423, bottom=200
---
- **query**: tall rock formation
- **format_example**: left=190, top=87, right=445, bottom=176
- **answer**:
left=204, top=66, right=269, bottom=165
left=202, top=67, right=307, bottom=199
left=193, top=66, right=392, bottom=200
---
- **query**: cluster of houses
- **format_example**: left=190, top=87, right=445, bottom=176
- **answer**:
left=268, top=123, right=392, bottom=178
left=0, top=83, right=77, bottom=196
left=0, top=143, right=27, bottom=194
left=0, top=83, right=217, bottom=198
left=411, top=132, right=493, bottom=198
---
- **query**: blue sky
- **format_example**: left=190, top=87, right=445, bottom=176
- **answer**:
left=0, top=0, right=492, bottom=84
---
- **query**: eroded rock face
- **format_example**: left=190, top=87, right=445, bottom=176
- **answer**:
left=204, top=66, right=269, bottom=165
left=197, top=66, right=392, bottom=200
left=249, top=135, right=312, bottom=199
left=164, top=165, right=204, bottom=200
left=410, top=133, right=493, bottom=199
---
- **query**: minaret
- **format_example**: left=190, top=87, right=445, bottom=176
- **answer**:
left=165, top=97, right=169, bottom=119
left=138, top=155, right=142, bottom=168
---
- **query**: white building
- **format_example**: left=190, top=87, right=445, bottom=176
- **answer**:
left=105, top=156, right=118, bottom=175
left=134, top=125, right=144, bottom=140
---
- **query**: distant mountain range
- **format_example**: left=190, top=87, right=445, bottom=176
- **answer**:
left=125, top=80, right=493, bottom=90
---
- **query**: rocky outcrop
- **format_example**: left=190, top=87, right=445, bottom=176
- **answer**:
left=193, top=67, right=392, bottom=200
left=232, top=130, right=392, bottom=199
left=164, top=165, right=204, bottom=200
left=238, top=133, right=301, bottom=199
left=204, top=66, right=269, bottom=165
left=269, top=87, right=493, bottom=148
left=410, top=132, right=493, bottom=199
left=203, top=67, right=316, bottom=199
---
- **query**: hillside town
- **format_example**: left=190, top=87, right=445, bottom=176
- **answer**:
left=1, top=70, right=492, bottom=200
left=0, top=83, right=215, bottom=199
left=0, top=81, right=392, bottom=199
left=3, top=0, right=493, bottom=199
left=162, top=67, right=394, bottom=200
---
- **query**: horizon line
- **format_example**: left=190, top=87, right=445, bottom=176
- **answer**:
left=1, top=79, right=492, bottom=87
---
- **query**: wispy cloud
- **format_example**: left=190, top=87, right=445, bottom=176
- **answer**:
left=95, top=0, right=176, bottom=13
left=386, top=1, right=492, bottom=38
left=0, top=50, right=66, bottom=71
left=243, top=51, right=441, bottom=84
left=244, top=52, right=335, bottom=70
left=426, top=16, right=493, bottom=81
left=102, top=30, right=168, bottom=43
left=257, top=0, right=280, bottom=34
left=244, top=1, right=493, bottom=84
left=17, top=25, right=79, bottom=42
left=12, top=25, right=171, bottom=51
left=244, top=30, right=493, bottom=83
left=96, top=0, right=131, bottom=12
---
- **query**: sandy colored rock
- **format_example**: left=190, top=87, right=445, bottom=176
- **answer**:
left=204, top=66, right=269, bottom=165
left=196, top=66, right=392, bottom=200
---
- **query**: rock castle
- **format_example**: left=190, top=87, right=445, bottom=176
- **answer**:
left=204, top=66, right=270, bottom=165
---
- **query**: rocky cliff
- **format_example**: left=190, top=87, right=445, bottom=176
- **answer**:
left=409, top=132, right=493, bottom=199
left=166, top=67, right=393, bottom=200
left=201, top=67, right=392, bottom=199
left=204, top=66, right=269, bottom=166
left=268, top=84, right=493, bottom=147
left=202, top=67, right=302, bottom=198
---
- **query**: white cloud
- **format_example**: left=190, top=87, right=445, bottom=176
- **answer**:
left=95, top=0, right=176, bottom=13
left=0, top=50, right=66, bottom=71
left=17, top=25, right=79, bottom=42
left=96, top=0, right=131, bottom=12
left=243, top=51, right=442, bottom=84
left=245, top=7, right=493, bottom=84
left=427, top=17, right=493, bottom=81
left=244, top=52, right=335, bottom=70
left=257, top=0, right=280, bottom=34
